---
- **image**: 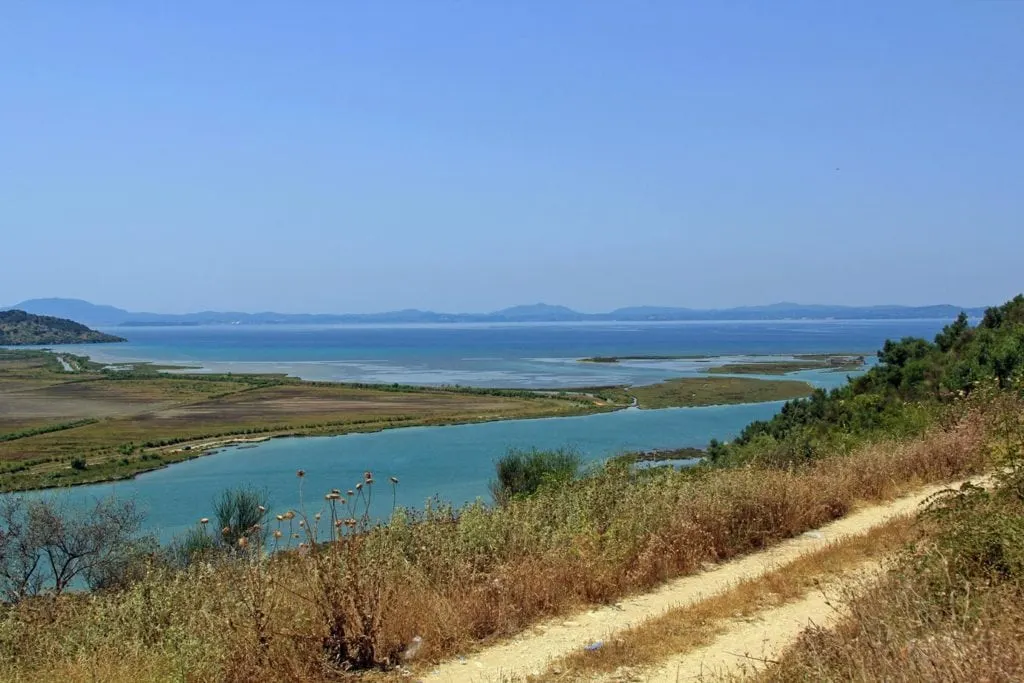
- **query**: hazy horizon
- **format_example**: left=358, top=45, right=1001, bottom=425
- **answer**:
left=5, top=295, right=1000, bottom=317
left=3, top=3, right=1022, bottom=313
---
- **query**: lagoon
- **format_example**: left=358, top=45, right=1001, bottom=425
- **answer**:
left=27, top=400, right=786, bottom=544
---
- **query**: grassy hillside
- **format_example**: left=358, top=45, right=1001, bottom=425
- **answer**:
left=0, top=309, right=126, bottom=345
left=754, top=434, right=1024, bottom=682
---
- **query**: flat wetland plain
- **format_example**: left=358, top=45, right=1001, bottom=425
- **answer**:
left=0, top=348, right=814, bottom=492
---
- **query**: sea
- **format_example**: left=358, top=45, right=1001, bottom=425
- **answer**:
left=22, top=318, right=949, bottom=542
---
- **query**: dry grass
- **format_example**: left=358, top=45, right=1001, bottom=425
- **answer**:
left=745, top=467, right=1024, bottom=682
left=0, top=414, right=990, bottom=682
left=746, top=579, right=1024, bottom=683
left=542, top=517, right=914, bottom=681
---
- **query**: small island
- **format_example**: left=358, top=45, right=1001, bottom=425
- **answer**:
left=627, top=376, right=814, bottom=408
left=707, top=355, right=866, bottom=375
left=578, top=354, right=706, bottom=363
left=610, top=446, right=706, bottom=465
left=0, top=310, right=126, bottom=345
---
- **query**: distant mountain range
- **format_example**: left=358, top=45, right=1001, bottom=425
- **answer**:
left=1, top=298, right=989, bottom=327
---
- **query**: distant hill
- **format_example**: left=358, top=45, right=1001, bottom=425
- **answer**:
left=4, top=297, right=990, bottom=327
left=491, top=303, right=586, bottom=321
left=0, top=310, right=126, bottom=345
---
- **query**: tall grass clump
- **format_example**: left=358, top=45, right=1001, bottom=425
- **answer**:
left=489, top=447, right=582, bottom=505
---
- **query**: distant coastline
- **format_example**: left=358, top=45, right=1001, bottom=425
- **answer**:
left=2, top=297, right=988, bottom=328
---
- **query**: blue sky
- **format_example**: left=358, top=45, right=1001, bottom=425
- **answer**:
left=2, top=2, right=1021, bottom=313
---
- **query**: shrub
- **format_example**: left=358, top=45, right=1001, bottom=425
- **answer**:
left=169, top=524, right=220, bottom=567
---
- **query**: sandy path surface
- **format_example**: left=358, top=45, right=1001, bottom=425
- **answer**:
left=421, top=478, right=973, bottom=682
left=644, top=565, right=880, bottom=682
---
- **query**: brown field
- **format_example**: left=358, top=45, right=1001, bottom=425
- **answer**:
left=0, top=378, right=250, bottom=423
left=153, top=384, right=525, bottom=421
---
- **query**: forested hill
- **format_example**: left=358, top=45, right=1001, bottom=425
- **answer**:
left=0, top=310, right=126, bottom=345
left=709, top=294, right=1024, bottom=466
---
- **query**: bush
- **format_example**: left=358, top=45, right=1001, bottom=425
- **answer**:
left=489, top=448, right=582, bottom=505
left=168, top=524, right=221, bottom=567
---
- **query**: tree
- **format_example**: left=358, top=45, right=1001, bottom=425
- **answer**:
left=0, top=495, right=147, bottom=601
left=935, top=311, right=971, bottom=352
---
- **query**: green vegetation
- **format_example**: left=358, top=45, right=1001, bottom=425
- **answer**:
left=542, top=376, right=816, bottom=409
left=489, top=447, right=583, bottom=505
left=708, top=355, right=865, bottom=375
left=709, top=297, right=1024, bottom=467
left=793, top=353, right=870, bottom=361
left=0, top=347, right=823, bottom=491
left=0, top=309, right=125, bottom=345
left=628, top=376, right=814, bottom=408
left=0, top=495, right=147, bottom=599
left=210, top=486, right=269, bottom=551
left=0, top=418, right=99, bottom=442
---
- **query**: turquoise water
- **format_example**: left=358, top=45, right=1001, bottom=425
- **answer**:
left=25, top=401, right=786, bottom=543
left=15, top=364, right=858, bottom=543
